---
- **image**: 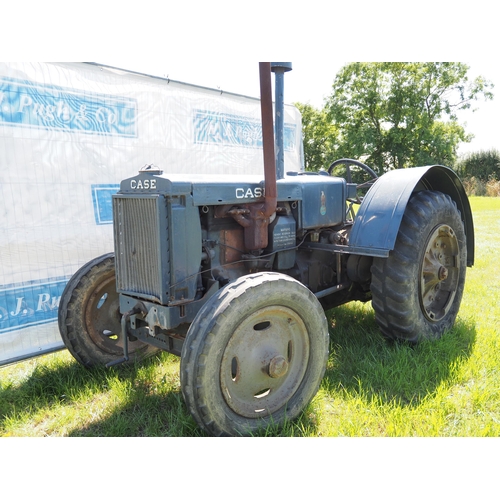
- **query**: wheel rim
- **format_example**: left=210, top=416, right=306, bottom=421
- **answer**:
left=420, top=224, right=461, bottom=322
left=220, top=305, right=310, bottom=419
left=83, top=273, right=135, bottom=355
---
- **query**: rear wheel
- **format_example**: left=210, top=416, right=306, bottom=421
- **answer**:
left=58, top=253, right=158, bottom=367
left=371, top=190, right=467, bottom=342
left=180, top=272, right=329, bottom=436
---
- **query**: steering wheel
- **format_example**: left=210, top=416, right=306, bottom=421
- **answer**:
left=327, top=158, right=378, bottom=190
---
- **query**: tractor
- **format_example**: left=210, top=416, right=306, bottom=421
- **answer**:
left=58, top=62, right=474, bottom=436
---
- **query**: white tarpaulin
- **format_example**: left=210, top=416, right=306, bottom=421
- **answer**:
left=0, top=62, right=304, bottom=365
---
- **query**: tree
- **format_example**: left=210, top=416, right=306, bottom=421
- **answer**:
left=294, top=102, right=338, bottom=171
left=324, top=62, right=493, bottom=173
left=456, top=149, right=500, bottom=180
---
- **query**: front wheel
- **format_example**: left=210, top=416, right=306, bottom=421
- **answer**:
left=371, top=190, right=467, bottom=342
left=58, top=253, right=158, bottom=367
left=180, top=272, right=329, bottom=436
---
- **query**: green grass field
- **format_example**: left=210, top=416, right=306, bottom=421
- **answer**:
left=1, top=197, right=499, bottom=437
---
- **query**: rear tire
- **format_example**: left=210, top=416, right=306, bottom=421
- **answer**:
left=180, top=272, right=329, bottom=436
left=371, top=190, right=467, bottom=342
left=58, top=253, right=158, bottom=367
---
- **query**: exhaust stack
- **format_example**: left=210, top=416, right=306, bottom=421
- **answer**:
left=259, top=62, right=278, bottom=219
left=229, top=62, right=292, bottom=251
left=271, top=62, right=292, bottom=180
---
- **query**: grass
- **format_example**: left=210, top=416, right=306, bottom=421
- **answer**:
left=1, top=196, right=499, bottom=437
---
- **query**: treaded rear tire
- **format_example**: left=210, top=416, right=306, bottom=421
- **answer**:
left=58, top=253, right=158, bottom=367
left=371, top=190, right=467, bottom=342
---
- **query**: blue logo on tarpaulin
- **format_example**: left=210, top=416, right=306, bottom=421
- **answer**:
left=194, top=110, right=296, bottom=151
left=91, top=184, right=119, bottom=224
left=0, top=278, right=70, bottom=334
left=0, top=77, right=137, bottom=137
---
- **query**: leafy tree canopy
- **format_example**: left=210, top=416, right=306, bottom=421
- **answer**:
left=456, top=149, right=500, bottom=180
left=313, top=62, right=495, bottom=173
left=294, top=102, right=338, bottom=171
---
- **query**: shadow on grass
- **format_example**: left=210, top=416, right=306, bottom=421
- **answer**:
left=1, top=303, right=476, bottom=437
left=0, top=351, right=205, bottom=437
left=323, top=303, right=477, bottom=407
left=1, top=348, right=322, bottom=437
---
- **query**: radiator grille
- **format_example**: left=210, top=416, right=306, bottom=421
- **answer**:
left=113, top=195, right=169, bottom=303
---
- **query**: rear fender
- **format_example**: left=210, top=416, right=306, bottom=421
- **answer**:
left=348, top=165, right=474, bottom=266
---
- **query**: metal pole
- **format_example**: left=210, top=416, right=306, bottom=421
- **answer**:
left=259, top=62, right=277, bottom=212
left=271, top=62, right=292, bottom=180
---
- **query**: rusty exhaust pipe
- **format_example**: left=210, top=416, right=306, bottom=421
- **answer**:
left=229, top=63, right=278, bottom=251
left=259, top=62, right=277, bottom=218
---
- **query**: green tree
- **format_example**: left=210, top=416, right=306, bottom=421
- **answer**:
left=294, top=102, right=338, bottom=171
left=456, top=149, right=500, bottom=180
left=324, top=62, right=493, bottom=173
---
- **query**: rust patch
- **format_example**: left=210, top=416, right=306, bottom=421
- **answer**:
left=220, top=228, right=245, bottom=265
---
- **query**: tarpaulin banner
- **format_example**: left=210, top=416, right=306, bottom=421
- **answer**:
left=0, top=62, right=304, bottom=366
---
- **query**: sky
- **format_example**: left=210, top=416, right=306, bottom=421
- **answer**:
left=4, top=1, right=497, bottom=157
left=100, top=59, right=499, bottom=156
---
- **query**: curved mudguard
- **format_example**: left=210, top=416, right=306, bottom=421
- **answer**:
left=348, top=165, right=474, bottom=266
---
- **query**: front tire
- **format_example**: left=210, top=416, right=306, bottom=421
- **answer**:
left=371, top=190, right=467, bottom=342
left=180, top=272, right=329, bottom=436
left=58, top=253, right=158, bottom=367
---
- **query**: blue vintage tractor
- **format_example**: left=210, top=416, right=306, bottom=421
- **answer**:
left=58, top=63, right=474, bottom=436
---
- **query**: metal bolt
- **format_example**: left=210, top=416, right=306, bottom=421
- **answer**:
left=438, top=266, right=449, bottom=281
left=268, top=355, right=288, bottom=378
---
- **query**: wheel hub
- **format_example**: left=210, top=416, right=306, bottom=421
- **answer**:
left=84, top=274, right=135, bottom=355
left=268, top=355, right=288, bottom=378
left=420, top=224, right=460, bottom=322
left=220, top=305, right=309, bottom=419
left=438, top=266, right=449, bottom=281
